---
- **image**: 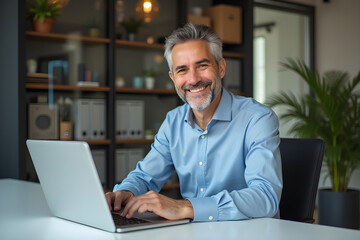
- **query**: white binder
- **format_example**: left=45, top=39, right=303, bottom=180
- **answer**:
left=91, top=99, right=106, bottom=140
left=91, top=149, right=106, bottom=185
left=128, top=100, right=144, bottom=139
left=115, top=148, right=144, bottom=183
left=128, top=148, right=144, bottom=172
left=74, top=99, right=91, bottom=140
left=116, top=100, right=144, bottom=140
left=115, top=100, right=129, bottom=139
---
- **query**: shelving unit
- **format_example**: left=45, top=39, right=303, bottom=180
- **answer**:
left=12, top=0, right=252, bottom=191
left=115, top=39, right=164, bottom=50
left=26, top=83, right=111, bottom=92
left=115, top=87, right=176, bottom=95
left=26, top=30, right=111, bottom=44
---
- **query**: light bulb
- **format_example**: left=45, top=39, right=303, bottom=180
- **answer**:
left=143, top=1, right=152, bottom=13
left=136, top=0, right=159, bottom=23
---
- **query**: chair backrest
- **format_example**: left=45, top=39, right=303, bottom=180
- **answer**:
left=279, top=138, right=325, bottom=223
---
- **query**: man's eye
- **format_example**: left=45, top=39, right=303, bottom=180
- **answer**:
left=177, top=69, right=185, bottom=73
left=199, top=64, right=208, bottom=68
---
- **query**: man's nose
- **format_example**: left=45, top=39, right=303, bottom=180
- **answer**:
left=188, top=68, right=200, bottom=85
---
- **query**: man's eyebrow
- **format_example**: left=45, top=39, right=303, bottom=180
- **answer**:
left=174, top=59, right=211, bottom=72
left=195, top=58, right=211, bottom=65
left=175, top=65, right=187, bottom=72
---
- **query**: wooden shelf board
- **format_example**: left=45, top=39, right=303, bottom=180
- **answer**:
left=116, top=139, right=154, bottom=144
left=26, top=83, right=110, bottom=92
left=115, top=39, right=164, bottom=50
left=85, top=139, right=111, bottom=145
left=26, top=31, right=110, bottom=44
left=26, top=139, right=111, bottom=145
left=223, top=51, right=245, bottom=59
left=116, top=87, right=177, bottom=95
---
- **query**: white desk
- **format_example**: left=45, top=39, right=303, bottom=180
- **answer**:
left=0, top=179, right=359, bottom=240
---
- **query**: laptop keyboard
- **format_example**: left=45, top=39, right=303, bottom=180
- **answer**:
left=112, top=213, right=150, bottom=226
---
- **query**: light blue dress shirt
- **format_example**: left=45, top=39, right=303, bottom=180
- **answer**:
left=113, top=88, right=283, bottom=222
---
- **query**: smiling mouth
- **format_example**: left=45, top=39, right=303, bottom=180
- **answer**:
left=189, top=86, right=206, bottom=93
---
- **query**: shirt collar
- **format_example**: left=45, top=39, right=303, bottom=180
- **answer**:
left=184, top=88, right=232, bottom=127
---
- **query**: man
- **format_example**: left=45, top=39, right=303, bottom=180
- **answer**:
left=106, top=23, right=282, bottom=222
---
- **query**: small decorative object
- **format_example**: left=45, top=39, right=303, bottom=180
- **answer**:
left=143, top=69, right=156, bottom=89
left=48, top=0, right=70, bottom=8
left=27, top=59, right=37, bottom=73
left=146, top=36, right=154, bottom=44
left=136, top=0, right=160, bottom=23
left=88, top=18, right=100, bottom=37
left=145, top=77, right=155, bottom=89
left=120, top=17, right=143, bottom=41
left=58, top=96, right=73, bottom=140
left=115, top=76, right=125, bottom=87
left=144, top=129, right=154, bottom=139
left=190, top=6, right=203, bottom=16
left=26, top=0, right=62, bottom=33
left=132, top=76, right=143, bottom=88
left=89, top=28, right=100, bottom=37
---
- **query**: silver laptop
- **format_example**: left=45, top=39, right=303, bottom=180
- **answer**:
left=26, top=139, right=189, bottom=233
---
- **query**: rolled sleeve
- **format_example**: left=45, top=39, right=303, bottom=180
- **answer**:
left=187, top=197, right=218, bottom=222
left=113, top=182, right=143, bottom=196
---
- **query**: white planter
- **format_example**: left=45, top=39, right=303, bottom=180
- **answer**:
left=145, top=77, right=155, bottom=89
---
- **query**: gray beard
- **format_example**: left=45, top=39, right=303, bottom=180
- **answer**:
left=175, top=78, right=221, bottom=111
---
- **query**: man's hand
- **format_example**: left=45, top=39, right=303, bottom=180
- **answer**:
left=121, top=190, right=194, bottom=220
left=105, top=190, right=134, bottom=211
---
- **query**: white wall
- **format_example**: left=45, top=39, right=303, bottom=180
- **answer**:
left=315, top=0, right=360, bottom=78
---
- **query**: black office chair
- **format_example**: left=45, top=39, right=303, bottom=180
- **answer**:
left=279, top=138, right=325, bottom=223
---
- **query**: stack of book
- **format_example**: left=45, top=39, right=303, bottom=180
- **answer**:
left=26, top=73, right=53, bottom=83
left=77, top=63, right=99, bottom=87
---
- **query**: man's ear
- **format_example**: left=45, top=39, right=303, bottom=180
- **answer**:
left=169, top=71, right=174, bottom=82
left=219, top=58, right=226, bottom=79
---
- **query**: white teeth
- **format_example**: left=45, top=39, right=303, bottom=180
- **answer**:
left=189, top=87, right=205, bottom=93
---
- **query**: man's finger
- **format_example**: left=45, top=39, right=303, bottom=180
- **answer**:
left=113, top=191, right=124, bottom=211
left=105, top=192, right=114, bottom=211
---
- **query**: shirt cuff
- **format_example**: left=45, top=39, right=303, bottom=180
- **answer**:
left=113, top=183, right=141, bottom=196
left=187, top=197, right=218, bottom=222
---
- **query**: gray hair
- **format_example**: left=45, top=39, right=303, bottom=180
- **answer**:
left=164, top=23, right=223, bottom=73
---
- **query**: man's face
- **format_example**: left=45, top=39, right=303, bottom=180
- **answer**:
left=169, top=40, right=225, bottom=111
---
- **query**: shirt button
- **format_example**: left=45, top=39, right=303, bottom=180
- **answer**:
left=201, top=135, right=205, bottom=139
left=200, top=188, right=204, bottom=192
left=209, top=216, right=213, bottom=220
left=199, top=161, right=203, bottom=166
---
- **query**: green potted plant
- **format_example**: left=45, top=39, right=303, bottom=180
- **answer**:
left=88, top=18, right=100, bottom=38
left=27, top=0, right=61, bottom=33
left=267, top=59, right=360, bottom=229
left=143, top=69, right=156, bottom=89
left=120, top=17, right=143, bottom=41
